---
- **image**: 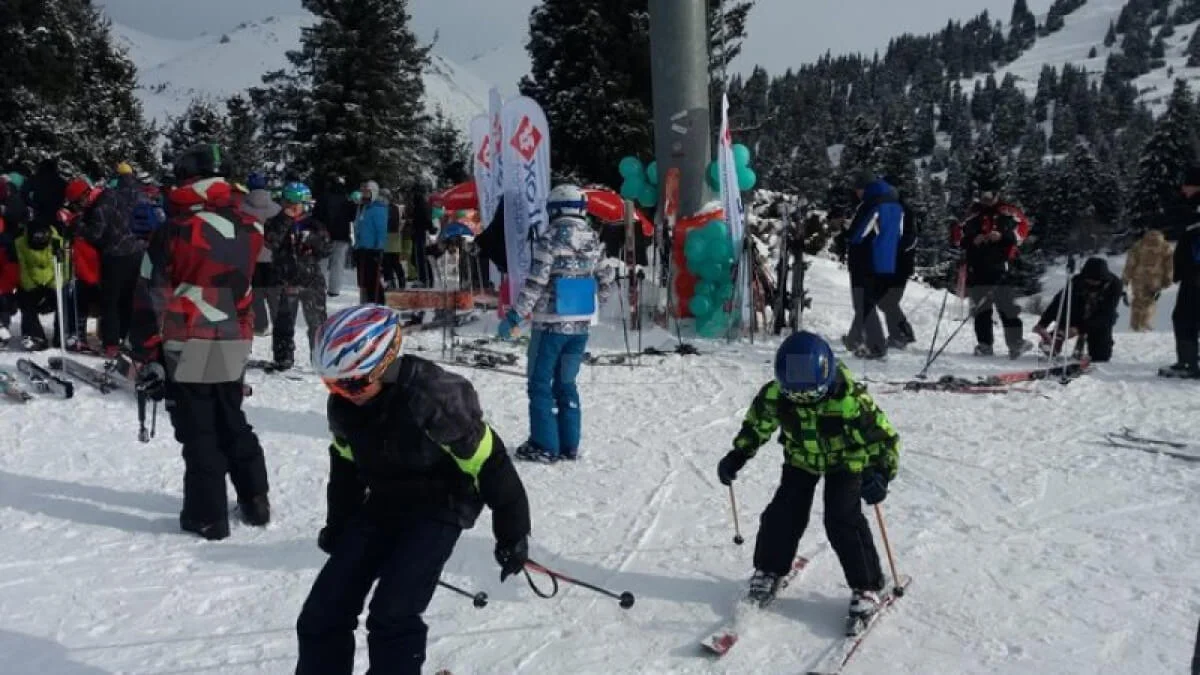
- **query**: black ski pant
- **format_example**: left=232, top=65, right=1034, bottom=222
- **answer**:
left=17, top=287, right=63, bottom=345
left=876, top=276, right=915, bottom=343
left=0, top=291, right=14, bottom=330
left=413, top=235, right=433, bottom=287
left=252, top=262, right=280, bottom=334
left=1174, top=279, right=1200, bottom=368
left=848, top=275, right=887, bottom=354
left=382, top=252, right=407, bottom=290
left=753, top=465, right=884, bottom=592
left=1075, top=314, right=1116, bottom=362
left=165, top=380, right=269, bottom=527
left=356, top=250, right=386, bottom=305
left=296, top=514, right=461, bottom=675
left=968, top=283, right=1024, bottom=349
left=100, top=252, right=141, bottom=349
left=273, top=285, right=328, bottom=365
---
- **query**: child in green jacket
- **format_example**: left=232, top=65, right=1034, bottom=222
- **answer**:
left=14, top=222, right=65, bottom=351
left=717, top=331, right=900, bottom=621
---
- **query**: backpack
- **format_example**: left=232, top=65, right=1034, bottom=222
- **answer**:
left=130, top=198, right=165, bottom=238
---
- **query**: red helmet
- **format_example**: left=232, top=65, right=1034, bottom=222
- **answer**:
left=65, top=178, right=93, bottom=205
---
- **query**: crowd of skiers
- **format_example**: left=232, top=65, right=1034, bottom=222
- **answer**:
left=830, top=165, right=1200, bottom=377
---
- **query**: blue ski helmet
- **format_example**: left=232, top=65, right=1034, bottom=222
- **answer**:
left=281, top=181, right=313, bottom=205
left=247, top=172, right=268, bottom=191
left=773, top=331, right=837, bottom=403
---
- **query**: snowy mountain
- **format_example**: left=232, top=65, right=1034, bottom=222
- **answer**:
left=109, top=14, right=491, bottom=132
left=964, top=0, right=1200, bottom=114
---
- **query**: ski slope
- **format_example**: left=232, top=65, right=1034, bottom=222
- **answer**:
left=0, top=258, right=1197, bottom=674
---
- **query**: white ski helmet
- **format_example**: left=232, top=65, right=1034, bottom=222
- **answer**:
left=546, top=184, right=588, bottom=219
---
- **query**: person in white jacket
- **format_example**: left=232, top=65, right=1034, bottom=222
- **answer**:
left=499, top=185, right=615, bottom=463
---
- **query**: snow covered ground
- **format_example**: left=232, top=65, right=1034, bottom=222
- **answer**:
left=0, top=257, right=1197, bottom=674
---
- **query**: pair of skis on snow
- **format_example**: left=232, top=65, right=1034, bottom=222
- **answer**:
left=700, top=552, right=912, bottom=674
left=0, top=358, right=76, bottom=402
left=871, top=359, right=1090, bottom=395
left=1100, top=427, right=1200, bottom=462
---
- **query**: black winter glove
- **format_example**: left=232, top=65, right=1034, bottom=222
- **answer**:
left=317, top=526, right=341, bottom=555
left=136, top=362, right=167, bottom=402
left=495, top=536, right=528, bottom=583
left=860, top=469, right=889, bottom=506
left=717, top=449, right=750, bottom=486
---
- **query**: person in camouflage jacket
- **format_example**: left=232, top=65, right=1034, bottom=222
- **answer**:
left=717, top=332, right=900, bottom=613
left=263, top=182, right=332, bottom=368
left=1122, top=229, right=1174, bottom=332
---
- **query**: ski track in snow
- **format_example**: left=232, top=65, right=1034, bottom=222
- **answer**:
left=0, top=259, right=1197, bottom=674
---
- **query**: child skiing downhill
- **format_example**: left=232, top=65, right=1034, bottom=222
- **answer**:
left=298, top=304, right=531, bottom=675
left=717, top=331, right=900, bottom=621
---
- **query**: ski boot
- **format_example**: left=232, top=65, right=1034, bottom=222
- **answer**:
left=237, top=495, right=271, bottom=527
left=180, top=515, right=230, bottom=542
left=746, top=569, right=783, bottom=608
left=21, top=335, right=48, bottom=352
left=559, top=447, right=579, bottom=461
left=973, top=343, right=994, bottom=357
left=853, top=344, right=886, bottom=360
left=1159, top=362, right=1200, bottom=379
left=845, top=588, right=883, bottom=635
left=0, top=324, right=10, bottom=347
left=1008, top=339, right=1034, bottom=360
left=515, top=441, right=559, bottom=464
left=886, top=335, right=909, bottom=351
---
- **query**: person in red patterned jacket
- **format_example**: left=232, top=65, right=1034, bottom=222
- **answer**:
left=129, top=144, right=271, bottom=541
left=951, top=177, right=1034, bottom=359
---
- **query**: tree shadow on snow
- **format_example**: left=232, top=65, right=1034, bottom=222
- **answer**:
left=0, top=628, right=112, bottom=674
left=0, top=470, right=177, bottom=535
left=243, top=405, right=329, bottom=441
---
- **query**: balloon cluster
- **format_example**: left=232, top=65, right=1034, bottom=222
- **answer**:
left=706, top=144, right=757, bottom=193
left=618, top=156, right=659, bottom=208
left=683, top=219, right=736, bottom=338
left=431, top=205, right=446, bottom=221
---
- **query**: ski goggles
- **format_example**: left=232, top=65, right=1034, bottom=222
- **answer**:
left=322, top=374, right=374, bottom=398
left=782, top=382, right=831, bottom=405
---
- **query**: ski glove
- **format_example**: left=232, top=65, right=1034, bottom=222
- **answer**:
left=495, top=536, right=528, bottom=583
left=317, top=526, right=340, bottom=555
left=860, top=469, right=888, bottom=505
left=717, top=449, right=750, bottom=486
left=136, top=362, right=167, bottom=401
left=497, top=308, right=523, bottom=341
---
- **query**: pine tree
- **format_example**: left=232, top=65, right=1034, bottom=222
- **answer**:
left=1104, top=21, right=1118, bottom=48
left=223, top=94, right=266, bottom=181
left=840, top=115, right=880, bottom=175
left=0, top=0, right=156, bottom=176
left=250, top=67, right=313, bottom=181
left=428, top=107, right=470, bottom=186
left=164, top=99, right=230, bottom=166
left=968, top=138, right=1005, bottom=193
left=1129, top=80, right=1200, bottom=229
left=1049, top=101, right=1079, bottom=154
left=1007, top=0, right=1038, bottom=60
left=1188, top=26, right=1200, bottom=66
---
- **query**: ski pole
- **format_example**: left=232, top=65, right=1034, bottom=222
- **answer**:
left=438, top=579, right=488, bottom=608
left=524, top=559, right=635, bottom=609
left=616, top=274, right=634, bottom=368
left=728, top=484, right=744, bottom=545
left=917, top=289, right=949, bottom=379
left=873, top=504, right=903, bottom=597
left=136, top=389, right=150, bottom=443
left=920, top=291, right=991, bottom=376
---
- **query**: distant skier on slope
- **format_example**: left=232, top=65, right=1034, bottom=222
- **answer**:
left=716, top=331, right=900, bottom=621
left=952, top=176, right=1033, bottom=359
left=298, top=304, right=531, bottom=675
left=1162, top=165, right=1200, bottom=379
left=1033, top=257, right=1122, bottom=362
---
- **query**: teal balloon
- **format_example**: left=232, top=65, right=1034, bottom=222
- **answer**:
left=697, top=313, right=729, bottom=338
left=695, top=280, right=716, bottom=297
left=689, top=294, right=715, bottom=318
left=620, top=175, right=644, bottom=200
left=707, top=161, right=721, bottom=192
left=638, top=182, right=658, bottom=208
left=713, top=282, right=734, bottom=302
left=351, top=190, right=363, bottom=203
left=618, top=156, right=643, bottom=179
left=704, top=219, right=730, bottom=243
left=732, top=144, right=751, bottom=167
left=695, top=260, right=727, bottom=282
left=737, top=167, right=757, bottom=191
left=684, top=235, right=710, bottom=270
left=431, top=206, right=445, bottom=220
left=646, top=160, right=659, bottom=185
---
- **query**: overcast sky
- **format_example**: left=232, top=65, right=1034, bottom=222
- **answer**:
left=98, top=0, right=1055, bottom=88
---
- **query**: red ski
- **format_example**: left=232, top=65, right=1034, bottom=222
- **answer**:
left=700, top=555, right=815, bottom=656
left=805, top=575, right=913, bottom=675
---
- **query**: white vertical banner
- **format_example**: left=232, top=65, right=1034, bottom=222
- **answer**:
left=486, top=88, right=505, bottom=225
left=718, top=92, right=751, bottom=330
left=501, top=96, right=552, bottom=299
left=469, top=113, right=490, bottom=213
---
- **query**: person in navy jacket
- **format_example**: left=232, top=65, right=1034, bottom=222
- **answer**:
left=354, top=180, right=388, bottom=304
left=844, top=172, right=903, bottom=359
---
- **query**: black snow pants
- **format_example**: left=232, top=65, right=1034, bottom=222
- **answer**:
left=356, top=250, right=386, bottom=305
left=273, top=285, right=328, bottom=365
left=165, top=380, right=269, bottom=528
left=754, top=465, right=884, bottom=592
left=100, top=252, right=141, bottom=349
left=848, top=275, right=887, bottom=354
left=1174, top=279, right=1200, bottom=368
left=876, top=275, right=915, bottom=344
left=968, top=282, right=1024, bottom=349
left=296, top=514, right=461, bottom=675
left=252, top=262, right=280, bottom=334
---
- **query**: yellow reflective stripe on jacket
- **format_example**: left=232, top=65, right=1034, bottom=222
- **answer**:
left=332, top=436, right=354, bottom=462
left=438, top=424, right=494, bottom=490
